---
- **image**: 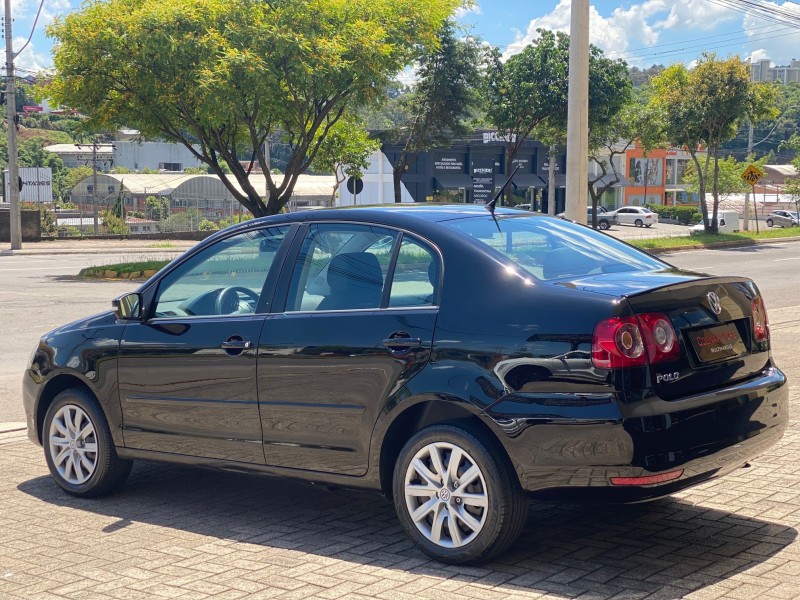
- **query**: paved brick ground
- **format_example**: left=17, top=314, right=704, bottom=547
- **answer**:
left=1, top=323, right=798, bottom=600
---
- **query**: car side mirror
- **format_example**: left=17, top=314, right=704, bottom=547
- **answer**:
left=112, top=292, right=143, bottom=321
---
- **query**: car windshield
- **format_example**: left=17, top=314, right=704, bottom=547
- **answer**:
left=444, top=215, right=666, bottom=281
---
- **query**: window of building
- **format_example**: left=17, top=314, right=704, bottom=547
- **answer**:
left=159, top=162, right=182, bottom=171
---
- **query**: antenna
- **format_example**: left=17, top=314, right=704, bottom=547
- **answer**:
left=485, top=164, right=521, bottom=216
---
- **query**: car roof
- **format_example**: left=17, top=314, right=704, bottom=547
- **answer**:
left=200, top=204, right=544, bottom=247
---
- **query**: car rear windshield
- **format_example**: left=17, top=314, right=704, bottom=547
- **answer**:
left=444, top=215, right=666, bottom=281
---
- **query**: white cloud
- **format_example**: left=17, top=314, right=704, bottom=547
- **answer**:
left=657, top=0, right=739, bottom=31
left=742, top=2, right=800, bottom=65
left=505, top=0, right=740, bottom=65
left=0, top=37, right=48, bottom=73
left=455, top=2, right=482, bottom=18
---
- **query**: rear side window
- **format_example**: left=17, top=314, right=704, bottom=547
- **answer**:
left=388, top=236, right=438, bottom=307
left=285, top=224, right=398, bottom=311
left=445, top=215, right=666, bottom=281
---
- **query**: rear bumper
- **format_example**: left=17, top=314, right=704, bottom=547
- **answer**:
left=503, top=367, right=788, bottom=501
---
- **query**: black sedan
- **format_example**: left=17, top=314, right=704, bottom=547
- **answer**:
left=23, top=205, right=788, bottom=564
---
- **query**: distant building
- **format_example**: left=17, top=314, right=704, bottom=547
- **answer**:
left=44, top=144, right=114, bottom=170
left=748, top=58, right=800, bottom=83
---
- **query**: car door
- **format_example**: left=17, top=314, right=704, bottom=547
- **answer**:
left=617, top=207, right=635, bottom=225
left=117, top=225, right=293, bottom=463
left=257, top=222, right=439, bottom=475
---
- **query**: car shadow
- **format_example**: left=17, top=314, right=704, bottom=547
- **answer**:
left=18, top=462, right=797, bottom=599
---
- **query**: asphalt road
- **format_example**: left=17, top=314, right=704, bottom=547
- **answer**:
left=0, top=242, right=798, bottom=423
left=0, top=252, right=163, bottom=424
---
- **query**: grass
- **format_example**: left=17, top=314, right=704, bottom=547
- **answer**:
left=630, top=226, right=800, bottom=251
left=148, top=241, right=177, bottom=248
left=79, top=259, right=171, bottom=279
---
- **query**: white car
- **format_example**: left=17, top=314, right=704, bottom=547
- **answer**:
left=607, top=206, right=658, bottom=227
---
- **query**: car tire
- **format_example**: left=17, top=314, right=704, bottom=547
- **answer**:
left=392, top=423, right=527, bottom=565
left=43, top=388, right=132, bottom=498
left=635, top=219, right=643, bottom=227
left=598, top=220, right=610, bottom=230
left=766, top=219, right=774, bottom=227
left=645, top=224, right=652, bottom=228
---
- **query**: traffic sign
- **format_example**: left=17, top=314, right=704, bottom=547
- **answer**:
left=346, top=176, right=364, bottom=195
left=741, top=165, right=764, bottom=186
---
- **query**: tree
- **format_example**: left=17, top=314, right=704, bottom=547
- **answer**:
left=145, top=195, right=170, bottom=221
left=43, top=0, right=459, bottom=216
left=586, top=99, right=664, bottom=227
left=312, top=115, right=378, bottom=206
left=682, top=155, right=763, bottom=196
left=382, top=20, right=485, bottom=202
left=531, top=34, right=632, bottom=217
left=484, top=29, right=570, bottom=205
left=650, top=54, right=778, bottom=233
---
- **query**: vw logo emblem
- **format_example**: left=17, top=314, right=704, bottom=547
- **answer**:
left=438, top=488, right=452, bottom=501
left=707, top=292, right=722, bottom=315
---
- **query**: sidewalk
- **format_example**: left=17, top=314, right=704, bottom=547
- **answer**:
left=0, top=238, right=197, bottom=257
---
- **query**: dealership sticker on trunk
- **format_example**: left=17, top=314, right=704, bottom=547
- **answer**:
left=687, top=322, right=747, bottom=364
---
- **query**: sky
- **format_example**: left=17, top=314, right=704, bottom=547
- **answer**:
left=6, top=0, right=800, bottom=75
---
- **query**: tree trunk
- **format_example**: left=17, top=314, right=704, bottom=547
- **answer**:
left=393, top=165, right=404, bottom=204
left=711, top=141, right=720, bottom=234
left=547, top=145, right=556, bottom=216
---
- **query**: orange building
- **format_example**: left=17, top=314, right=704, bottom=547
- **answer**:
left=621, top=144, right=703, bottom=207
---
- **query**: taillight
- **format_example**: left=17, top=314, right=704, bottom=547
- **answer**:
left=592, top=313, right=679, bottom=369
left=751, top=296, right=769, bottom=343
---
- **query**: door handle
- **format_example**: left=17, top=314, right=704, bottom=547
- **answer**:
left=221, top=338, right=252, bottom=350
left=382, top=337, right=422, bottom=349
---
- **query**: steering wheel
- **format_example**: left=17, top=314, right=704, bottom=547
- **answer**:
left=215, top=286, right=260, bottom=315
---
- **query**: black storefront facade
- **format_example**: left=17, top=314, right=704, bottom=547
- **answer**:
left=381, top=132, right=568, bottom=213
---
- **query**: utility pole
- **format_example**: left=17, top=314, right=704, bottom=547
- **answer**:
left=744, top=121, right=754, bottom=231
left=565, top=0, right=589, bottom=225
left=4, top=0, right=20, bottom=249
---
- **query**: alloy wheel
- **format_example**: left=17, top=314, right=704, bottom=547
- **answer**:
left=404, top=442, right=488, bottom=548
left=48, top=404, right=98, bottom=485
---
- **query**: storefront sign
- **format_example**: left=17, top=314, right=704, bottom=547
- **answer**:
left=433, top=152, right=467, bottom=173
left=482, top=131, right=517, bottom=144
left=472, top=175, right=494, bottom=205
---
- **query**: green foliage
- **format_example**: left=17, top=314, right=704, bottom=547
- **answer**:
left=101, top=209, right=128, bottom=234
left=198, top=219, right=220, bottom=231
left=145, top=195, right=169, bottom=221
left=111, top=166, right=133, bottom=174
left=645, top=203, right=702, bottom=225
left=628, top=64, right=666, bottom=87
left=650, top=53, right=779, bottom=232
left=183, top=166, right=211, bottom=174
left=681, top=155, right=765, bottom=195
left=382, top=20, right=486, bottom=201
left=44, top=0, right=459, bottom=216
left=484, top=30, right=571, bottom=148
left=159, top=209, right=200, bottom=232
left=217, top=213, right=253, bottom=228
left=312, top=114, right=379, bottom=204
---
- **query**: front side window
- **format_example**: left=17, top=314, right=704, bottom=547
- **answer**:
left=153, top=226, right=289, bottom=317
left=445, top=215, right=666, bottom=281
left=286, top=224, right=398, bottom=311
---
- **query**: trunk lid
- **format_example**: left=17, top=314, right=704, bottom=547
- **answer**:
left=553, top=270, right=770, bottom=399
